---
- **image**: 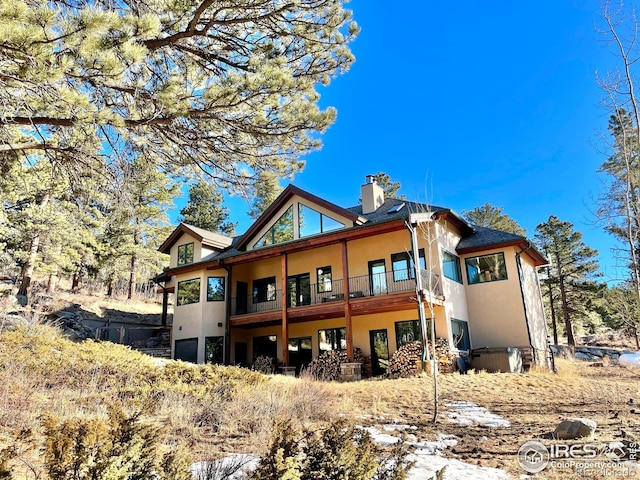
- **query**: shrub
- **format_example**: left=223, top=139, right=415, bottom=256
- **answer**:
left=42, top=405, right=191, bottom=480
left=249, top=418, right=410, bottom=480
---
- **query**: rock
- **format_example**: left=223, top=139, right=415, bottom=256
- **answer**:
left=554, top=418, right=597, bottom=440
left=575, top=352, right=595, bottom=361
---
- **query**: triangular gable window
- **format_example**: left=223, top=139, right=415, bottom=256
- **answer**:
left=299, top=204, right=345, bottom=238
left=253, top=205, right=294, bottom=248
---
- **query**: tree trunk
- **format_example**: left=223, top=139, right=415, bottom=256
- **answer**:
left=47, top=272, right=57, bottom=293
left=556, top=254, right=575, bottom=348
left=107, top=280, right=113, bottom=297
left=17, top=192, right=50, bottom=297
left=127, top=228, right=140, bottom=300
left=546, top=268, right=558, bottom=344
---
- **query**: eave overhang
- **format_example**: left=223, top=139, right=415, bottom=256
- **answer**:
left=456, top=239, right=548, bottom=267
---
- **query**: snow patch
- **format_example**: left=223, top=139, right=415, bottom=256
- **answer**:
left=191, top=454, right=259, bottom=480
left=444, top=401, right=511, bottom=428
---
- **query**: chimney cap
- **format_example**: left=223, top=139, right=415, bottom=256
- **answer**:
left=365, top=174, right=377, bottom=184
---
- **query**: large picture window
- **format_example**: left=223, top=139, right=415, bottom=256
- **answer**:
left=253, top=206, right=294, bottom=248
left=253, top=276, right=276, bottom=303
left=318, top=327, right=346, bottom=352
left=177, top=278, right=200, bottom=306
left=391, top=249, right=425, bottom=281
left=465, top=252, right=507, bottom=284
left=299, top=204, right=345, bottom=237
left=442, top=250, right=463, bottom=283
left=177, top=242, right=194, bottom=265
left=317, top=266, right=332, bottom=293
left=207, top=277, right=225, bottom=302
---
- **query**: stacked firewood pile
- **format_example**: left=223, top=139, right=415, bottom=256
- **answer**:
left=387, top=339, right=458, bottom=377
left=304, top=348, right=365, bottom=381
left=387, top=341, right=422, bottom=377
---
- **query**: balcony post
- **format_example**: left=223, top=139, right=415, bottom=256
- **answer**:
left=281, top=253, right=289, bottom=366
left=342, top=240, right=354, bottom=362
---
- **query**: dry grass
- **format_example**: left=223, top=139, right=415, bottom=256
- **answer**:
left=327, top=359, right=640, bottom=479
left=0, top=316, right=638, bottom=479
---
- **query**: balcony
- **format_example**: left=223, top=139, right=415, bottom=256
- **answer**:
left=230, top=269, right=442, bottom=317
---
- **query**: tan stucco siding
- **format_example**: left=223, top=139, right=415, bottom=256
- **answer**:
left=287, top=244, right=344, bottom=281
left=462, top=246, right=530, bottom=349
left=347, top=230, right=413, bottom=278
left=169, top=233, right=198, bottom=268
left=172, top=268, right=228, bottom=363
left=520, top=256, right=548, bottom=353
left=435, top=221, right=468, bottom=347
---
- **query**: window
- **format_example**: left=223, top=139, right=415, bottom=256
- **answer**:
left=318, top=327, right=346, bottom=352
left=177, top=242, right=194, bottom=265
left=395, top=320, right=423, bottom=349
left=451, top=319, right=470, bottom=351
left=299, top=204, right=345, bottom=237
left=253, top=206, right=294, bottom=248
left=253, top=335, right=277, bottom=361
left=253, top=276, right=276, bottom=303
left=465, top=252, right=507, bottom=284
left=442, top=250, right=462, bottom=283
left=207, top=277, right=225, bottom=302
left=205, top=336, right=224, bottom=364
left=391, top=249, right=425, bottom=281
left=317, top=266, right=332, bottom=293
left=174, top=338, right=198, bottom=363
left=177, top=278, right=200, bottom=306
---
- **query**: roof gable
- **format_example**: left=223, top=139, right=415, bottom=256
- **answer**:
left=158, top=223, right=233, bottom=254
left=235, top=185, right=363, bottom=250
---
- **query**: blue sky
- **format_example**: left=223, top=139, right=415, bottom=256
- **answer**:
left=174, top=1, right=628, bottom=283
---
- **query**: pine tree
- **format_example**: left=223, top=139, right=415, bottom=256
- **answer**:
left=462, top=203, right=526, bottom=236
left=249, top=171, right=284, bottom=220
left=178, top=181, right=235, bottom=235
left=100, top=158, right=177, bottom=299
left=0, top=0, right=357, bottom=192
left=534, top=216, right=600, bottom=347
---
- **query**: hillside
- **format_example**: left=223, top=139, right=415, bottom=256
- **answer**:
left=0, top=300, right=638, bottom=479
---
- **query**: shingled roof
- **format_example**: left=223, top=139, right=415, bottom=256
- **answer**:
left=457, top=225, right=547, bottom=265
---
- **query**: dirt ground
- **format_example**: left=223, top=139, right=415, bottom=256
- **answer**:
left=325, top=358, right=640, bottom=479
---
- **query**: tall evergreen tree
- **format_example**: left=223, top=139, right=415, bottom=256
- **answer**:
left=178, top=181, right=235, bottom=235
left=0, top=0, right=357, bottom=191
left=534, top=216, right=600, bottom=347
left=101, top=158, right=178, bottom=299
left=249, top=171, right=284, bottom=220
left=462, top=203, right=526, bottom=236
left=374, top=172, right=404, bottom=199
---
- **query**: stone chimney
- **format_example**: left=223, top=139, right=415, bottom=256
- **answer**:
left=361, top=175, right=384, bottom=214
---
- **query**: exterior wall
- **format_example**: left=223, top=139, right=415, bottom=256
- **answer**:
left=347, top=229, right=413, bottom=278
left=461, top=246, right=530, bottom=349
left=169, top=233, right=205, bottom=267
left=172, top=268, right=228, bottom=363
left=520, top=253, right=550, bottom=365
left=435, top=221, right=469, bottom=349
left=231, top=256, right=282, bottom=297
left=287, top=243, right=344, bottom=282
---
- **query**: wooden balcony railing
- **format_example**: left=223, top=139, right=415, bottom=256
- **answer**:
left=230, top=269, right=442, bottom=316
